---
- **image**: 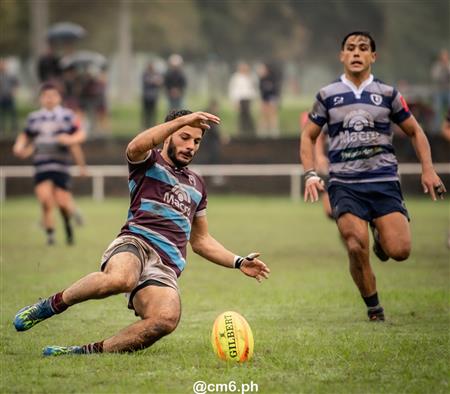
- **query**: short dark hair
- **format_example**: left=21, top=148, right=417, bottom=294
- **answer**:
left=341, top=31, right=376, bottom=52
left=39, top=81, right=62, bottom=95
left=165, top=109, right=206, bottom=135
left=165, top=109, right=192, bottom=122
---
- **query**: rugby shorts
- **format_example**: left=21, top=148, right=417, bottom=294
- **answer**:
left=100, top=235, right=179, bottom=311
left=34, top=171, right=71, bottom=190
left=328, top=181, right=410, bottom=222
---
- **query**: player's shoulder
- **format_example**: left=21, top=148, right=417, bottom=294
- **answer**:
left=27, top=108, right=44, bottom=122
left=317, top=77, right=346, bottom=100
left=370, top=78, right=396, bottom=97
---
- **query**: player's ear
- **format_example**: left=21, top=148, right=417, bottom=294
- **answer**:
left=371, top=52, right=377, bottom=64
left=339, top=51, right=345, bottom=63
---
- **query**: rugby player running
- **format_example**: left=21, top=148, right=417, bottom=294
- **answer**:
left=300, top=31, right=446, bottom=321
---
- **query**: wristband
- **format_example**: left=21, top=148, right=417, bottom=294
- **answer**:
left=304, top=169, right=318, bottom=181
left=233, top=255, right=244, bottom=269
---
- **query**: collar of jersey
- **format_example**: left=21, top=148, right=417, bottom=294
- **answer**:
left=40, top=105, right=63, bottom=116
left=340, top=74, right=374, bottom=99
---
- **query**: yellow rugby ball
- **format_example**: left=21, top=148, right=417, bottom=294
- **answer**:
left=211, top=311, right=254, bottom=362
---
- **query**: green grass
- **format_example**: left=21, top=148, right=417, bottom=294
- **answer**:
left=1, top=196, right=449, bottom=393
left=13, top=96, right=311, bottom=139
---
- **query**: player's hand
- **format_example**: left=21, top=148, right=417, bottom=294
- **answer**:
left=181, top=111, right=221, bottom=131
left=422, top=168, right=446, bottom=200
left=239, top=253, right=270, bottom=283
left=303, top=170, right=325, bottom=202
left=79, top=166, right=88, bottom=177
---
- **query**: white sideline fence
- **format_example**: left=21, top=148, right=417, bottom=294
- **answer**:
left=1, top=163, right=449, bottom=202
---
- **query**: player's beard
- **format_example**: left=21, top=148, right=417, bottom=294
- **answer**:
left=167, top=138, right=192, bottom=168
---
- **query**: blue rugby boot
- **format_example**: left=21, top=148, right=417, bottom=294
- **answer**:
left=13, top=298, right=55, bottom=331
left=43, top=346, right=84, bottom=356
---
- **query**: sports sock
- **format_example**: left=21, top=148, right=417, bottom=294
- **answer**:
left=46, top=228, right=55, bottom=244
left=49, top=291, right=70, bottom=314
left=362, top=292, right=381, bottom=309
left=81, top=341, right=104, bottom=354
left=61, top=210, right=74, bottom=244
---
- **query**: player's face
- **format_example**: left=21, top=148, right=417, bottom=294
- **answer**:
left=164, top=126, right=203, bottom=167
left=340, top=35, right=376, bottom=75
left=40, top=89, right=62, bottom=109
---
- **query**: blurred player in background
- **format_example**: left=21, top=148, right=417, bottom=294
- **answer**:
left=13, top=82, right=86, bottom=245
left=300, top=31, right=446, bottom=321
left=13, top=109, right=270, bottom=356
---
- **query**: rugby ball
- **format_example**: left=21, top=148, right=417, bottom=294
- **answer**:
left=211, top=311, right=254, bottom=362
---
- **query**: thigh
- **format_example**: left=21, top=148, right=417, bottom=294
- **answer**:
left=133, top=285, right=181, bottom=321
left=337, top=212, right=370, bottom=246
left=34, top=180, right=55, bottom=204
left=54, top=187, right=74, bottom=209
left=372, top=212, right=410, bottom=248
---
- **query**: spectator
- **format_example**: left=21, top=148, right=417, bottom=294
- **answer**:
left=37, top=46, right=62, bottom=83
left=228, top=62, right=257, bottom=136
left=257, top=62, right=281, bottom=138
left=0, top=59, right=19, bottom=135
left=80, top=66, right=109, bottom=135
left=142, top=62, right=163, bottom=128
left=164, top=54, right=186, bottom=111
left=431, top=49, right=450, bottom=132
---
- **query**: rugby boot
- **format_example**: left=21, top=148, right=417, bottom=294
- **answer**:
left=13, top=298, right=55, bottom=331
left=43, top=345, right=84, bottom=356
left=368, top=307, right=385, bottom=322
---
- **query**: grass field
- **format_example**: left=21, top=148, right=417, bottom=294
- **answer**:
left=1, top=196, right=449, bottom=393
left=13, top=96, right=311, bottom=139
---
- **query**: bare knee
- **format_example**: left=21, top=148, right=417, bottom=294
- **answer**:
left=389, top=244, right=411, bottom=261
left=139, top=312, right=179, bottom=347
left=346, top=235, right=366, bottom=259
left=98, top=273, right=136, bottom=295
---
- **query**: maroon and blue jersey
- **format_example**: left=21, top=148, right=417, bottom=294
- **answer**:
left=25, top=105, right=79, bottom=175
left=119, top=150, right=208, bottom=277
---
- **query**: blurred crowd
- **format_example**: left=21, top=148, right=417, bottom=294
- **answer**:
left=1, top=39, right=449, bottom=146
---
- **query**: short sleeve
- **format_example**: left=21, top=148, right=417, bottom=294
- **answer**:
left=195, top=176, right=208, bottom=217
left=308, top=91, right=328, bottom=127
left=390, top=89, right=412, bottom=124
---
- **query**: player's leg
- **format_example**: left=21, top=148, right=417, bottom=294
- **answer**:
left=13, top=249, right=141, bottom=332
left=337, top=213, right=384, bottom=321
left=372, top=212, right=411, bottom=261
left=42, top=284, right=181, bottom=356
left=35, top=180, right=56, bottom=245
left=104, top=285, right=181, bottom=353
left=53, top=174, right=76, bottom=245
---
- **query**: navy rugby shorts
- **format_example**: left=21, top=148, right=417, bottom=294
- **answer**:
left=328, top=181, right=409, bottom=222
left=34, top=171, right=71, bottom=191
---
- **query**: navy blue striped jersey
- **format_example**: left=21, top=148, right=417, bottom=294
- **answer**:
left=25, top=105, right=79, bottom=174
left=309, top=74, right=411, bottom=184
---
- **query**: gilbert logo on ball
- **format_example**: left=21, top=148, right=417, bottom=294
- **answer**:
left=211, top=311, right=254, bottom=362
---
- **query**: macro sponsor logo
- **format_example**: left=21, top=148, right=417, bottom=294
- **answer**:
left=339, top=130, right=380, bottom=144
left=343, top=109, right=374, bottom=132
left=163, top=185, right=191, bottom=216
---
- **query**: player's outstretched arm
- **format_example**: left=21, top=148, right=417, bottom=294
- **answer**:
left=300, top=120, right=325, bottom=202
left=399, top=116, right=446, bottom=200
left=190, top=215, right=270, bottom=282
left=127, top=111, right=221, bottom=162
left=12, top=133, right=34, bottom=159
